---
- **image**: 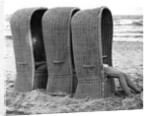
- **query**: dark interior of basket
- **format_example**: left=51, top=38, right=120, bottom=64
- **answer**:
left=101, top=8, right=113, bottom=66
left=30, top=9, right=48, bottom=89
left=70, top=9, right=80, bottom=94
left=31, top=10, right=47, bottom=63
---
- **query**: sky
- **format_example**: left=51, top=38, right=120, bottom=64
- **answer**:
left=4, top=0, right=143, bottom=15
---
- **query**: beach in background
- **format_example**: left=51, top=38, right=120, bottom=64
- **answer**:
left=4, top=14, right=143, bottom=42
left=113, top=15, right=143, bottom=41
left=5, top=15, right=143, bottom=115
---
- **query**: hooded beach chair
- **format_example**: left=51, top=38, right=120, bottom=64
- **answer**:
left=42, top=7, right=80, bottom=95
left=71, top=7, right=115, bottom=98
left=10, top=8, right=48, bottom=92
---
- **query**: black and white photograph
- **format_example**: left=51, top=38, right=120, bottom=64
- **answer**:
left=1, top=0, right=147, bottom=115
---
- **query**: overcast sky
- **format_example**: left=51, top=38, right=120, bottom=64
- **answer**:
left=4, top=0, right=143, bottom=15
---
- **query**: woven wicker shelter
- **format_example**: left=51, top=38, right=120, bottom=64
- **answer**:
left=71, top=7, right=115, bottom=98
left=42, top=7, right=79, bottom=95
left=10, top=8, right=48, bottom=92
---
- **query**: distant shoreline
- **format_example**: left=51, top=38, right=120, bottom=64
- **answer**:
left=113, top=37, right=143, bottom=42
left=5, top=35, right=143, bottom=42
left=5, top=14, right=143, bottom=42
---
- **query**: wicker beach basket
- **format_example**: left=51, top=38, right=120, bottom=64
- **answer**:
left=10, top=8, right=48, bottom=92
left=71, top=7, right=115, bottom=98
left=42, top=7, right=80, bottom=95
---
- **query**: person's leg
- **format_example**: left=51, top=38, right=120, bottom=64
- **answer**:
left=35, top=61, right=46, bottom=70
left=103, top=66, right=133, bottom=97
left=36, top=63, right=47, bottom=72
left=124, top=75, right=141, bottom=93
left=117, top=73, right=133, bottom=96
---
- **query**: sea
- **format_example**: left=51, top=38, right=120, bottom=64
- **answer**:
left=5, top=15, right=143, bottom=42
left=113, top=15, right=143, bottom=42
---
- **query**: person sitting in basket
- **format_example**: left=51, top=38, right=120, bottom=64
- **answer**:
left=103, top=64, right=141, bottom=97
left=35, top=62, right=141, bottom=97
left=33, top=34, right=141, bottom=97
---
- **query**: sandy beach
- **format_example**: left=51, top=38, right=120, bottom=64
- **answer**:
left=5, top=37, right=143, bottom=115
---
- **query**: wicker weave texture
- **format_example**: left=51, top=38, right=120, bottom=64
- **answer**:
left=42, top=7, right=79, bottom=95
left=10, top=8, right=47, bottom=92
left=71, top=7, right=115, bottom=98
left=71, top=8, right=104, bottom=98
left=100, top=7, right=115, bottom=95
left=101, top=7, right=113, bottom=66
